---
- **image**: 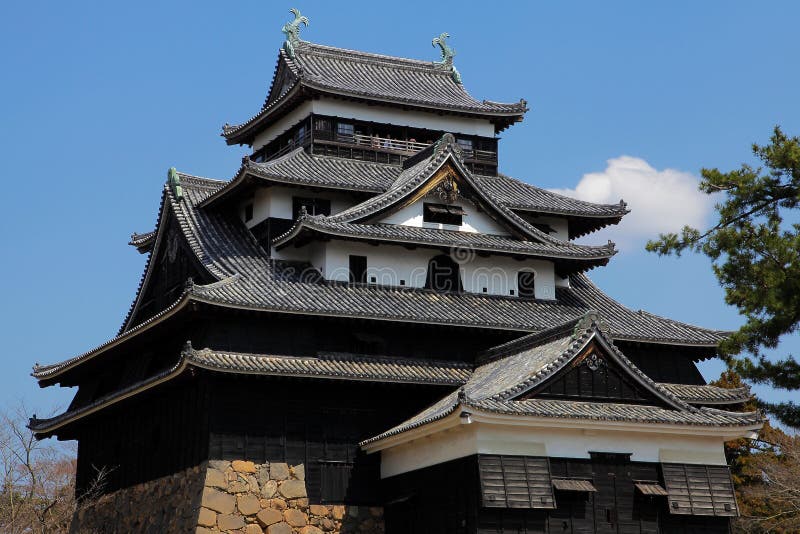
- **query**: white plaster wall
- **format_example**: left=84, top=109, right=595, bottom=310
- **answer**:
left=252, top=101, right=314, bottom=150
left=305, top=241, right=556, bottom=299
left=243, top=186, right=355, bottom=229
left=526, top=215, right=569, bottom=242
left=311, top=98, right=496, bottom=138
left=380, top=196, right=511, bottom=236
left=379, top=421, right=731, bottom=479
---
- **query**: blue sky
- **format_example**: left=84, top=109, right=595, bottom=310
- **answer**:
left=1, top=1, right=798, bottom=416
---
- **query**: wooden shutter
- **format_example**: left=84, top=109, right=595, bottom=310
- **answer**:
left=478, top=455, right=556, bottom=509
left=662, top=463, right=738, bottom=517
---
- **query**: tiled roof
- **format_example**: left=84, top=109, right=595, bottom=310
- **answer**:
left=658, top=383, right=751, bottom=405
left=273, top=217, right=617, bottom=265
left=464, top=313, right=693, bottom=409
left=30, top=346, right=470, bottom=436
left=476, top=174, right=628, bottom=218
left=222, top=43, right=527, bottom=144
left=34, top=169, right=727, bottom=383
left=360, top=393, right=763, bottom=447
left=198, top=149, right=627, bottom=234
left=199, top=150, right=395, bottom=208
left=360, top=315, right=762, bottom=446
left=128, top=230, right=156, bottom=253
left=468, top=399, right=763, bottom=426
left=188, top=348, right=471, bottom=385
left=320, top=136, right=584, bottom=250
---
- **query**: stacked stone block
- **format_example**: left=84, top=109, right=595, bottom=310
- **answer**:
left=197, top=460, right=384, bottom=534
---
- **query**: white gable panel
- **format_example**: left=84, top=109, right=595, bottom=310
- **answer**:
left=380, top=196, right=511, bottom=236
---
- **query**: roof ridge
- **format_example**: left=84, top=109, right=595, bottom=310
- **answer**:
left=298, top=40, right=442, bottom=70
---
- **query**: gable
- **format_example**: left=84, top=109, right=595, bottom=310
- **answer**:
left=370, top=161, right=523, bottom=238
left=265, top=56, right=298, bottom=108
left=516, top=340, right=672, bottom=407
left=128, top=215, right=212, bottom=328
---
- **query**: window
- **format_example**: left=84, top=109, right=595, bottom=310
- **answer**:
left=349, top=255, right=367, bottom=284
left=243, top=203, right=254, bottom=222
left=425, top=254, right=462, bottom=292
left=423, top=203, right=465, bottom=226
left=457, top=137, right=473, bottom=151
left=518, top=270, right=536, bottom=298
left=292, top=197, right=331, bottom=219
left=336, top=122, right=354, bottom=140
left=295, top=124, right=307, bottom=144
left=315, top=118, right=332, bottom=132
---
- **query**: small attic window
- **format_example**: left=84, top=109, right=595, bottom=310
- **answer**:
left=293, top=197, right=331, bottom=219
left=244, top=203, right=254, bottom=222
left=423, top=203, right=465, bottom=226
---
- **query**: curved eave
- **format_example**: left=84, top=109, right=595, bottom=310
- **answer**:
left=30, top=348, right=471, bottom=439
left=222, top=80, right=527, bottom=146
left=33, top=285, right=728, bottom=387
left=198, top=156, right=383, bottom=210
left=361, top=401, right=764, bottom=451
left=658, top=384, right=752, bottom=405
left=273, top=220, right=616, bottom=268
left=30, top=357, right=190, bottom=439
left=33, top=293, right=192, bottom=386
left=128, top=230, right=156, bottom=254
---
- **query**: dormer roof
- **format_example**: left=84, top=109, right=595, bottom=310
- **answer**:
left=361, top=313, right=763, bottom=448
left=222, top=42, right=528, bottom=146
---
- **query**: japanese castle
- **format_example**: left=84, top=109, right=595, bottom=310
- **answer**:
left=31, top=10, right=762, bottom=534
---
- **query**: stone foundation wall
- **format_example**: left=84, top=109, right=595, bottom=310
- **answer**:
left=68, top=460, right=383, bottom=533
left=198, top=460, right=384, bottom=534
left=69, top=463, right=207, bottom=533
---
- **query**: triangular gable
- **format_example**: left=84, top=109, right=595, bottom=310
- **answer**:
left=508, top=313, right=694, bottom=411
left=264, top=51, right=301, bottom=109
left=482, top=313, right=694, bottom=411
left=328, top=135, right=564, bottom=245
left=517, top=338, right=672, bottom=407
left=120, top=177, right=218, bottom=334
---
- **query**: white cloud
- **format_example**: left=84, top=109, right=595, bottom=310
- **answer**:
left=550, top=156, right=713, bottom=249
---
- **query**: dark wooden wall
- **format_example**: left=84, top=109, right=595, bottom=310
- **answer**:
left=74, top=375, right=208, bottom=495
left=206, top=374, right=450, bottom=505
left=617, top=342, right=707, bottom=385
left=191, top=309, right=516, bottom=364
left=527, top=346, right=670, bottom=406
left=383, top=455, right=732, bottom=534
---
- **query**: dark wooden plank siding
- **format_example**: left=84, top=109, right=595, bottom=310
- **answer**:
left=74, top=375, right=208, bottom=495
left=617, top=342, right=708, bottom=385
left=207, top=374, right=446, bottom=505
left=527, top=344, right=665, bottom=406
left=385, top=454, right=732, bottom=533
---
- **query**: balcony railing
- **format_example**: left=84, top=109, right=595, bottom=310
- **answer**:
left=315, top=131, right=497, bottom=162
left=255, top=128, right=498, bottom=167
